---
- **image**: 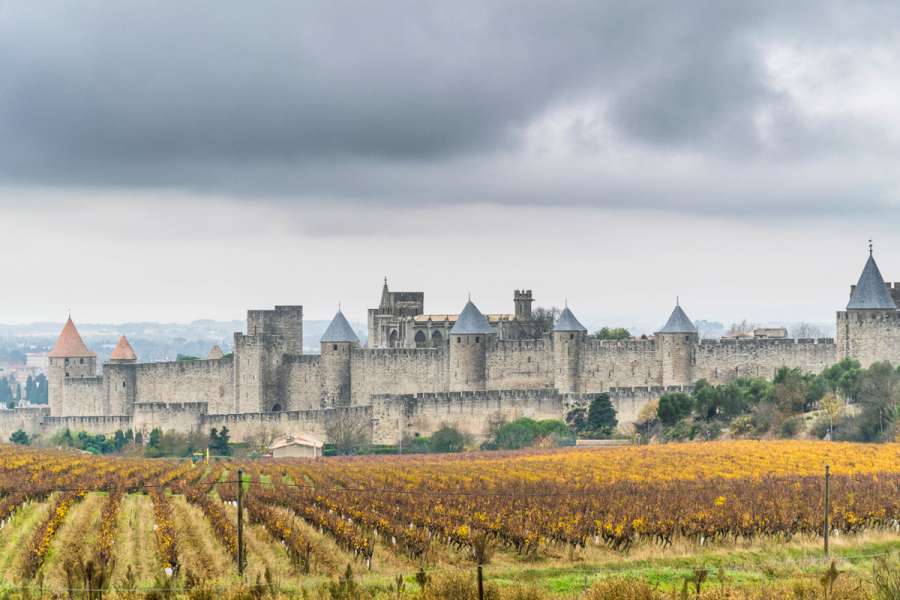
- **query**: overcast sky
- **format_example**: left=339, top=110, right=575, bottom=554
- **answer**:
left=2, top=1, right=900, bottom=330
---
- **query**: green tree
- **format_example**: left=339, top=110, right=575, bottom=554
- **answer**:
left=145, top=428, right=164, bottom=457
left=585, top=394, right=618, bottom=435
left=822, top=359, right=862, bottom=401
left=9, top=429, right=30, bottom=445
left=592, top=327, right=632, bottom=340
left=494, top=418, right=541, bottom=449
left=855, top=361, right=899, bottom=441
left=429, top=426, right=466, bottom=453
left=657, top=392, right=693, bottom=425
left=114, top=429, right=127, bottom=450
left=772, top=368, right=809, bottom=415
left=209, top=426, right=232, bottom=456
left=692, top=379, right=720, bottom=420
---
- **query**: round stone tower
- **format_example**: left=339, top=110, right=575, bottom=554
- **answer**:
left=656, top=302, right=698, bottom=387
left=105, top=335, right=138, bottom=415
left=47, top=316, right=97, bottom=417
left=836, top=247, right=900, bottom=367
left=552, top=306, right=587, bottom=394
left=449, top=300, right=495, bottom=392
left=320, top=310, right=359, bottom=407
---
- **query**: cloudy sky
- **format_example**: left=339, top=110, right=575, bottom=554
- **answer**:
left=2, top=1, right=900, bottom=330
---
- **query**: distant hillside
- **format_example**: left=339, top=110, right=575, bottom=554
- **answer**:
left=0, top=319, right=367, bottom=363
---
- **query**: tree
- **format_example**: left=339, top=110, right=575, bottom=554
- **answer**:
left=531, top=307, right=561, bottom=334
left=209, top=426, right=232, bottom=456
left=657, top=392, right=693, bottom=425
left=592, top=327, right=631, bottom=340
left=822, top=359, right=862, bottom=401
left=692, top=379, right=720, bottom=420
left=113, top=429, right=127, bottom=450
left=325, top=412, right=371, bottom=455
left=772, top=368, right=809, bottom=415
left=145, top=428, right=164, bottom=457
left=585, top=394, right=617, bottom=435
left=429, top=426, right=466, bottom=453
left=791, top=323, right=824, bottom=339
left=820, top=393, right=843, bottom=440
left=9, top=429, right=30, bottom=445
left=855, top=361, right=899, bottom=441
left=726, top=320, right=756, bottom=337
left=31, top=374, right=49, bottom=404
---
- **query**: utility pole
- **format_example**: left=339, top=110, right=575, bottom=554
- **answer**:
left=823, top=464, right=830, bottom=558
left=237, top=469, right=245, bottom=576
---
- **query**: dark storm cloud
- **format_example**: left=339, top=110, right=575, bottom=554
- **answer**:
left=0, top=1, right=898, bottom=211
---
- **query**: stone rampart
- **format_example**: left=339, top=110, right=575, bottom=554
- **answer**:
left=695, top=338, right=836, bottom=383
left=370, top=389, right=562, bottom=444
left=579, top=339, right=659, bottom=392
left=61, top=377, right=105, bottom=417
left=202, top=405, right=371, bottom=442
left=0, top=407, right=50, bottom=439
left=350, top=347, right=448, bottom=401
left=486, top=339, right=552, bottom=390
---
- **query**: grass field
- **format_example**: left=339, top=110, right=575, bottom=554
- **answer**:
left=0, top=441, right=897, bottom=599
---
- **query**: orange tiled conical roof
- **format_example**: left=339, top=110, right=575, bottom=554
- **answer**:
left=109, top=335, right=137, bottom=362
left=48, top=317, right=96, bottom=358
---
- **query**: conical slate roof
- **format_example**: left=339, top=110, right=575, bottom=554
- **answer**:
left=847, top=254, right=897, bottom=310
left=553, top=307, right=587, bottom=332
left=321, top=311, right=360, bottom=343
left=657, top=304, right=697, bottom=334
left=109, top=335, right=137, bottom=361
left=48, top=317, right=96, bottom=358
left=450, top=300, right=495, bottom=335
left=207, top=345, right=225, bottom=360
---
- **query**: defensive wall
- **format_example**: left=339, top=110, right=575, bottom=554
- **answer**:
left=694, top=337, right=836, bottom=383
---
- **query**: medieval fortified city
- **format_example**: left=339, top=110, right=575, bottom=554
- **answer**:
left=1, top=251, right=896, bottom=445
left=4, top=2, right=900, bottom=597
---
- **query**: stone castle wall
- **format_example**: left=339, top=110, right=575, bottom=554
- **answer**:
left=202, top=406, right=371, bottom=442
left=370, top=389, right=563, bottom=444
left=486, top=339, right=553, bottom=390
left=836, top=310, right=900, bottom=367
left=350, top=348, right=449, bottom=401
left=694, top=338, right=836, bottom=383
left=130, top=359, right=235, bottom=414
left=61, top=377, right=105, bottom=417
left=578, top=339, right=660, bottom=391
left=283, top=355, right=322, bottom=411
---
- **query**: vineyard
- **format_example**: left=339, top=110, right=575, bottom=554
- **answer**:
left=0, top=441, right=898, bottom=598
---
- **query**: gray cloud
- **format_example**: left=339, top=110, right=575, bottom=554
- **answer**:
left=1, top=1, right=899, bottom=215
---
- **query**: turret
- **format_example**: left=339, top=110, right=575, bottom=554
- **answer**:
left=207, top=345, right=225, bottom=360
left=105, top=335, right=137, bottom=415
left=320, top=310, right=359, bottom=407
left=514, top=290, right=534, bottom=320
left=47, top=316, right=97, bottom=417
left=552, top=306, right=587, bottom=393
left=449, top=300, right=494, bottom=391
left=837, top=246, right=900, bottom=366
left=656, top=302, right=697, bottom=386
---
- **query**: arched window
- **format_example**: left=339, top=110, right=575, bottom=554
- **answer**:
left=414, top=330, right=427, bottom=348
left=431, top=330, right=443, bottom=342
left=271, top=403, right=282, bottom=412
left=389, top=330, right=399, bottom=348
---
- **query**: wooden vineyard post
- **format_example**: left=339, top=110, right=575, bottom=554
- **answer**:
left=477, top=564, right=484, bottom=600
left=237, top=469, right=245, bottom=576
left=824, top=464, right=830, bottom=558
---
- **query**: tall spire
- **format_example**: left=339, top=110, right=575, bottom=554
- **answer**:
left=321, top=310, right=360, bottom=344
left=657, top=303, right=697, bottom=334
left=379, top=277, right=390, bottom=309
left=847, top=249, right=896, bottom=310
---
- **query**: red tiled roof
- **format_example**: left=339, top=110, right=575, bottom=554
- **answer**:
left=48, top=318, right=96, bottom=358
left=110, top=335, right=137, bottom=361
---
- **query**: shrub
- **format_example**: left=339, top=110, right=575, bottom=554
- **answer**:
left=780, top=415, right=803, bottom=438
left=582, top=578, right=660, bottom=600
left=730, top=415, right=754, bottom=436
left=430, top=426, right=466, bottom=453
left=657, top=393, right=693, bottom=425
left=9, top=429, right=30, bottom=445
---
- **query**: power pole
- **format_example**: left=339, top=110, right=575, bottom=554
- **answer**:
left=823, top=464, right=830, bottom=558
left=237, top=469, right=245, bottom=576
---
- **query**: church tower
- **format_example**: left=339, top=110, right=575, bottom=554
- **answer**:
left=449, top=300, right=495, bottom=391
left=320, top=310, right=359, bottom=407
left=837, top=246, right=900, bottom=366
left=47, top=317, right=97, bottom=417
left=552, top=306, right=587, bottom=393
left=656, top=302, right=697, bottom=387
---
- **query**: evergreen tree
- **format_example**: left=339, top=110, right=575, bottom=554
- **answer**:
left=586, top=393, right=618, bottom=435
left=9, top=430, right=30, bottom=445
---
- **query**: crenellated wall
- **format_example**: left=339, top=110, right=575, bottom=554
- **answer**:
left=130, top=358, right=234, bottom=413
left=370, top=389, right=563, bottom=444
left=202, top=406, right=371, bottom=442
left=350, top=347, right=449, bottom=401
left=694, top=338, right=836, bottom=383
left=836, top=310, right=900, bottom=367
left=578, top=339, right=660, bottom=391
left=486, top=339, right=552, bottom=390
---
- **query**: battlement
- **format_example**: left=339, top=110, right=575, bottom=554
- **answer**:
left=353, top=347, right=444, bottom=360
left=133, top=401, right=209, bottom=414
left=63, top=376, right=103, bottom=386
left=491, top=339, right=546, bottom=352
left=283, top=354, right=320, bottom=365
left=584, top=339, right=656, bottom=351
left=699, top=337, right=835, bottom=348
